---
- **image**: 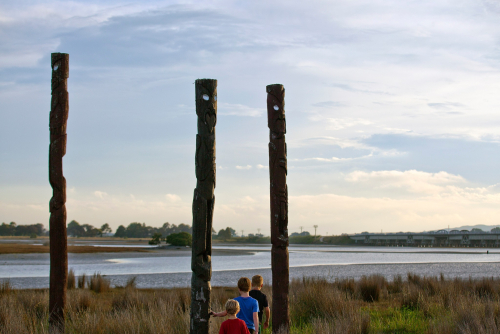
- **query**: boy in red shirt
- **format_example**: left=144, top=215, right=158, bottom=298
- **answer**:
left=219, top=299, right=250, bottom=334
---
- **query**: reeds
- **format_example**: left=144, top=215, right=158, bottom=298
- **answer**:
left=2, top=273, right=500, bottom=333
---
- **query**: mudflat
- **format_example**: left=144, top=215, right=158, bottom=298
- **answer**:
left=0, top=243, right=151, bottom=254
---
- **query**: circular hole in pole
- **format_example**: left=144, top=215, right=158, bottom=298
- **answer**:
left=53, top=63, right=59, bottom=71
left=203, top=94, right=209, bottom=101
left=214, top=95, right=217, bottom=102
left=273, top=105, right=279, bottom=111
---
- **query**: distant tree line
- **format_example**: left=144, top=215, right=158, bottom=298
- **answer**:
left=0, top=220, right=192, bottom=238
left=67, top=220, right=112, bottom=237
left=67, top=221, right=191, bottom=238
left=114, top=222, right=191, bottom=238
left=213, top=227, right=237, bottom=240
left=0, top=222, right=46, bottom=236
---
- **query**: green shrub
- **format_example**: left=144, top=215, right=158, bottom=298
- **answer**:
left=166, top=232, right=192, bottom=247
left=148, top=232, right=162, bottom=245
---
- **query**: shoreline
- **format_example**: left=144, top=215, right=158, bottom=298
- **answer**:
left=3, top=261, right=500, bottom=289
left=2, top=239, right=498, bottom=255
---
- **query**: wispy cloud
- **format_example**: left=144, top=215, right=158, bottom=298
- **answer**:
left=218, top=103, right=263, bottom=117
left=165, top=194, right=181, bottom=202
left=94, top=191, right=108, bottom=199
left=291, top=153, right=373, bottom=162
left=346, top=170, right=465, bottom=194
left=428, top=102, right=466, bottom=109
left=312, top=101, right=344, bottom=108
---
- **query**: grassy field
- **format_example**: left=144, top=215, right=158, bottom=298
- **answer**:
left=0, top=244, right=150, bottom=254
left=2, top=273, right=500, bottom=333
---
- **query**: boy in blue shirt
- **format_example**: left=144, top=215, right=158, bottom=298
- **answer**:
left=212, top=277, right=259, bottom=334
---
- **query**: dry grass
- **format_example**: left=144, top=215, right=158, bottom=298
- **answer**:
left=3, top=274, right=500, bottom=333
left=0, top=244, right=150, bottom=254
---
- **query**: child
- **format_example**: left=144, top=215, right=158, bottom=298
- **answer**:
left=219, top=299, right=250, bottom=334
left=249, top=275, right=270, bottom=333
left=212, top=277, right=259, bottom=334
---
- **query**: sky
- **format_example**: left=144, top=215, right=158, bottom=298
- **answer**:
left=1, top=0, right=500, bottom=235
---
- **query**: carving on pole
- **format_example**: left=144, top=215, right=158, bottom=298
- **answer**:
left=49, top=52, right=69, bottom=332
left=267, top=84, right=289, bottom=333
left=190, top=79, right=217, bottom=334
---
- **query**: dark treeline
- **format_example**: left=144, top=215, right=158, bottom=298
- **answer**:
left=114, top=222, right=192, bottom=238
left=0, top=222, right=46, bottom=236
left=67, top=221, right=192, bottom=238
left=1, top=221, right=192, bottom=238
left=67, top=221, right=112, bottom=237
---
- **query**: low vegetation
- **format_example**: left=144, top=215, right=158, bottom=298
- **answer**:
left=2, top=273, right=500, bottom=333
left=212, top=234, right=354, bottom=245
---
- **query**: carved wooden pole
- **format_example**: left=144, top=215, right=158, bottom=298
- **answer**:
left=267, top=84, right=289, bottom=333
left=190, top=79, right=217, bottom=334
left=49, top=52, right=69, bottom=332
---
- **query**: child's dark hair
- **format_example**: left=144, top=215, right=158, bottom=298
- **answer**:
left=238, top=277, right=251, bottom=292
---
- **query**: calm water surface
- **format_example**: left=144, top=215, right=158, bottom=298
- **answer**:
left=1, top=245, right=499, bottom=288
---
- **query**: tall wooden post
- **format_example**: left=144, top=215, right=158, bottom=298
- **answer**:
left=267, top=84, right=289, bottom=333
left=190, top=79, right=217, bottom=334
left=49, top=52, right=69, bottom=332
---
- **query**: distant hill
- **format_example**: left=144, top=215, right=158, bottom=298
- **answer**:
left=430, top=224, right=500, bottom=232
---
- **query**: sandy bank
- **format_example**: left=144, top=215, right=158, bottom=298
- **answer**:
left=0, top=244, right=151, bottom=254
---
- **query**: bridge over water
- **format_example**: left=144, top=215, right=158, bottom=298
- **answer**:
left=350, top=230, right=500, bottom=247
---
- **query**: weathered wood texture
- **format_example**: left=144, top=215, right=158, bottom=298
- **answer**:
left=49, top=53, right=69, bottom=332
left=190, top=79, right=217, bottom=334
left=267, top=84, right=290, bottom=333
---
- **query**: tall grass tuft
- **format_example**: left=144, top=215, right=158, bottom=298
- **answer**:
left=67, top=269, right=76, bottom=290
left=125, top=276, right=137, bottom=289
left=359, top=275, right=385, bottom=302
left=474, top=277, right=497, bottom=298
left=0, top=281, right=11, bottom=295
left=88, top=273, right=110, bottom=293
left=77, top=273, right=86, bottom=289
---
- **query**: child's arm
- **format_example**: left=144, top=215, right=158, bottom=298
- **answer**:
left=264, top=306, right=270, bottom=329
left=211, top=310, right=227, bottom=317
left=253, top=312, right=259, bottom=334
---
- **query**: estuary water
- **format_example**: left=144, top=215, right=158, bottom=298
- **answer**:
left=1, top=245, right=500, bottom=289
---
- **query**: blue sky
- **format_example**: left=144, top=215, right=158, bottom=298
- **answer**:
left=1, top=0, right=500, bottom=235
